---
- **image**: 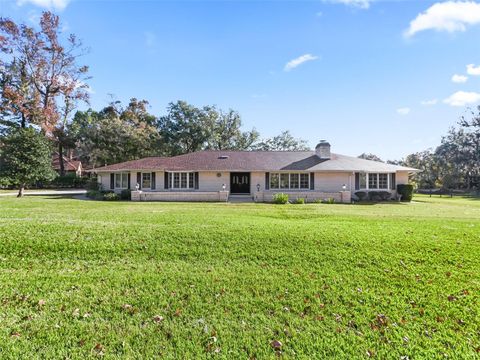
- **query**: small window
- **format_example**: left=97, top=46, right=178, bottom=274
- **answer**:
left=142, top=173, right=151, bottom=189
left=280, top=174, right=289, bottom=189
left=173, top=173, right=180, bottom=188
left=369, top=173, right=378, bottom=189
left=379, top=173, right=388, bottom=189
left=181, top=173, right=187, bottom=188
left=290, top=173, right=299, bottom=189
left=359, top=173, right=367, bottom=189
left=270, top=173, right=279, bottom=189
left=300, top=174, right=309, bottom=189
left=189, top=173, right=194, bottom=189
left=115, top=173, right=128, bottom=189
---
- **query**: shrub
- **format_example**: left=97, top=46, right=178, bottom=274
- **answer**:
left=313, top=198, right=323, bottom=204
left=103, top=192, right=119, bottom=201
left=85, top=177, right=100, bottom=191
left=294, top=197, right=305, bottom=204
left=86, top=190, right=98, bottom=199
left=379, top=191, right=392, bottom=201
left=272, top=193, right=289, bottom=204
left=355, top=191, right=368, bottom=201
left=397, top=184, right=414, bottom=202
left=120, top=189, right=131, bottom=200
left=322, top=198, right=336, bottom=204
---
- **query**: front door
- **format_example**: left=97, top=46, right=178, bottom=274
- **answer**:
left=230, top=172, right=250, bottom=194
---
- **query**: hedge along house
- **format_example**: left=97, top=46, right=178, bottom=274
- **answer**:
left=91, top=141, right=418, bottom=202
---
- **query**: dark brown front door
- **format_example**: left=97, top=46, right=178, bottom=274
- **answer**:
left=230, top=172, right=250, bottom=194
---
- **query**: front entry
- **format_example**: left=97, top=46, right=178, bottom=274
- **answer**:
left=230, top=172, right=251, bottom=194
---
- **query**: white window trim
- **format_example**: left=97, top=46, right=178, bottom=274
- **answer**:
left=115, top=172, right=129, bottom=189
left=142, top=172, right=152, bottom=189
left=270, top=172, right=310, bottom=191
left=359, top=172, right=391, bottom=190
left=169, top=171, right=195, bottom=190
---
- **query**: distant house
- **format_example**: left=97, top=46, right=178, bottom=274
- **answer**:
left=91, top=141, right=418, bottom=202
left=52, top=153, right=83, bottom=177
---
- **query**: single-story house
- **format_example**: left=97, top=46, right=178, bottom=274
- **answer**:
left=52, top=153, right=83, bottom=177
left=91, top=141, right=418, bottom=202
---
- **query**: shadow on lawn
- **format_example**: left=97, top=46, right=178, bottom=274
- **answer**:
left=353, top=201, right=408, bottom=206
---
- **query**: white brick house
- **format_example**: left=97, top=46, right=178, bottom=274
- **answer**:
left=91, top=141, right=418, bottom=202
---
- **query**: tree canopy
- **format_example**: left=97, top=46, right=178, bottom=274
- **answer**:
left=0, top=127, right=56, bottom=196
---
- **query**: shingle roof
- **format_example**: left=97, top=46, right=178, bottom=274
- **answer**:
left=91, top=151, right=418, bottom=173
left=52, top=154, right=82, bottom=172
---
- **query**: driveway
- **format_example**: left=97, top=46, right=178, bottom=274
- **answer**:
left=0, top=189, right=87, bottom=197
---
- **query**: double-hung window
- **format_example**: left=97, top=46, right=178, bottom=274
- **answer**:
left=142, top=173, right=151, bottom=189
left=115, top=173, right=128, bottom=189
left=378, top=174, right=388, bottom=189
left=270, top=173, right=310, bottom=190
left=368, top=173, right=378, bottom=189
left=358, top=173, right=391, bottom=190
left=169, top=172, right=195, bottom=189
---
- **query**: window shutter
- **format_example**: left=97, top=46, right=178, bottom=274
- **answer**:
left=265, top=172, right=270, bottom=190
left=164, top=172, right=169, bottom=189
left=310, top=173, right=315, bottom=190
left=137, top=172, right=141, bottom=189
left=194, top=172, right=199, bottom=189
left=355, top=173, right=360, bottom=190
left=390, top=173, right=396, bottom=190
left=110, top=173, right=114, bottom=190
left=127, top=173, right=131, bottom=189
left=151, top=172, right=156, bottom=190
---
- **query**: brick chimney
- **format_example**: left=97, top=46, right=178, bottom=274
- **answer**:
left=315, top=140, right=331, bottom=159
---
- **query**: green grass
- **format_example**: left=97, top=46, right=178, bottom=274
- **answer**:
left=0, top=195, right=479, bottom=359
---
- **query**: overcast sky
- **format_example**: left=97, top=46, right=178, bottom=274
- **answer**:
left=2, top=0, right=480, bottom=160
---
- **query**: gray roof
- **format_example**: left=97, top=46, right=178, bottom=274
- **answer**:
left=92, top=151, right=418, bottom=173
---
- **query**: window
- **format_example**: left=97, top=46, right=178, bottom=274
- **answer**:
left=188, top=173, right=194, bottom=189
left=368, top=173, right=378, bottom=189
left=115, top=173, right=128, bottom=189
left=378, top=174, right=388, bottom=189
left=300, top=174, right=309, bottom=189
left=358, top=173, right=391, bottom=190
left=359, top=173, right=367, bottom=189
left=280, top=174, right=289, bottom=189
left=142, top=173, right=151, bottom=189
left=290, top=174, right=299, bottom=189
left=181, top=173, right=187, bottom=188
left=170, top=172, right=195, bottom=189
left=270, top=173, right=279, bottom=189
left=270, top=173, right=310, bottom=190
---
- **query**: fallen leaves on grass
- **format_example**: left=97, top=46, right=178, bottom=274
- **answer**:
left=270, top=340, right=282, bottom=350
left=93, top=343, right=104, bottom=356
left=153, top=315, right=164, bottom=323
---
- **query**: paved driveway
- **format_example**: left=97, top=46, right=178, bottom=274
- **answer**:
left=0, top=190, right=87, bottom=197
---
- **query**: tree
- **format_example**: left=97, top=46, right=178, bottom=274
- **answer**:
left=401, top=150, right=440, bottom=189
left=252, top=131, right=310, bottom=151
left=158, top=101, right=213, bottom=155
left=158, top=101, right=259, bottom=155
left=358, top=153, right=383, bottom=162
left=0, top=128, right=56, bottom=197
left=0, top=12, right=90, bottom=174
left=70, top=99, right=161, bottom=168
left=204, top=107, right=259, bottom=150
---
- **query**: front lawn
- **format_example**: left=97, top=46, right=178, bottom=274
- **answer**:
left=0, top=195, right=478, bottom=358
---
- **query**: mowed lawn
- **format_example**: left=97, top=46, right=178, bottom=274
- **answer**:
left=0, top=195, right=479, bottom=359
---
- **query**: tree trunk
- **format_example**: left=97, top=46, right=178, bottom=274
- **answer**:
left=59, top=142, right=65, bottom=176
left=17, top=184, right=25, bottom=198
